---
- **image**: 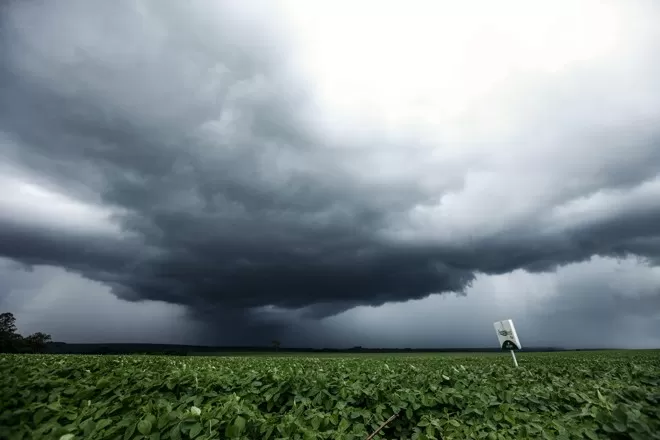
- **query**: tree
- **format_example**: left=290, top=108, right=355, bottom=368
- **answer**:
left=0, top=312, right=52, bottom=353
left=0, top=312, right=22, bottom=352
left=24, top=332, right=52, bottom=353
left=271, top=339, right=281, bottom=352
left=0, top=312, right=18, bottom=335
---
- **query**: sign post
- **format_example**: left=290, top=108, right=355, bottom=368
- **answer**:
left=494, top=319, right=522, bottom=367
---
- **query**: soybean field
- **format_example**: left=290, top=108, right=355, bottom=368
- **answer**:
left=1, top=350, right=659, bottom=439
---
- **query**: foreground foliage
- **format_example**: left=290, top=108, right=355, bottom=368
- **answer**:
left=1, top=351, right=659, bottom=439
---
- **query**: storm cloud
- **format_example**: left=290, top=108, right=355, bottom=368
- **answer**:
left=1, top=0, right=660, bottom=346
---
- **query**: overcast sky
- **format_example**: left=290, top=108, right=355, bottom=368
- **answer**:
left=1, top=0, right=659, bottom=349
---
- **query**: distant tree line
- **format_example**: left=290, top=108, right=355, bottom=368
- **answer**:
left=0, top=312, right=52, bottom=353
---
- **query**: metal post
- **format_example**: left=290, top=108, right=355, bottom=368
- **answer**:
left=510, top=350, right=518, bottom=367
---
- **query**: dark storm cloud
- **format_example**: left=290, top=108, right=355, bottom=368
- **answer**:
left=1, top=0, right=660, bottom=338
left=311, top=256, right=660, bottom=349
left=0, top=257, right=204, bottom=345
left=0, top=216, right=138, bottom=274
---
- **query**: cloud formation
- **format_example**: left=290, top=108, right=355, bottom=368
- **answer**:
left=1, top=0, right=660, bottom=344
left=316, top=256, right=660, bottom=349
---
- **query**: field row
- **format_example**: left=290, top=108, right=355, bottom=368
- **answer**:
left=1, top=351, right=659, bottom=439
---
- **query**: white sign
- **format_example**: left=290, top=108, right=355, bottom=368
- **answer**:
left=494, top=319, right=522, bottom=351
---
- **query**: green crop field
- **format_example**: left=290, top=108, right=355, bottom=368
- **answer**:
left=1, top=351, right=659, bottom=440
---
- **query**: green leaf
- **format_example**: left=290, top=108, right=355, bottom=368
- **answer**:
left=263, top=426, right=274, bottom=439
left=96, top=378, right=111, bottom=389
left=602, top=424, right=616, bottom=433
left=613, top=422, right=626, bottom=433
left=33, top=408, right=47, bottom=425
left=170, top=425, right=182, bottom=440
left=157, top=414, right=169, bottom=430
left=83, top=420, right=96, bottom=437
left=123, top=421, right=137, bottom=440
left=612, top=406, right=628, bottom=425
left=62, top=387, right=77, bottom=395
left=137, top=419, right=152, bottom=436
left=225, top=424, right=238, bottom=438
left=145, top=414, right=157, bottom=425
left=584, top=430, right=599, bottom=440
left=96, top=419, right=112, bottom=431
left=234, top=416, right=246, bottom=433
left=188, top=423, right=202, bottom=438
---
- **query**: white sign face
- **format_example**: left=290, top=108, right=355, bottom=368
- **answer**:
left=494, top=319, right=522, bottom=350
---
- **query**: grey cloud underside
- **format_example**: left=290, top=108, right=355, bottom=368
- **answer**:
left=1, top=0, right=660, bottom=321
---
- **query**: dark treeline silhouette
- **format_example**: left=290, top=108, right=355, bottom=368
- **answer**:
left=0, top=312, right=52, bottom=353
